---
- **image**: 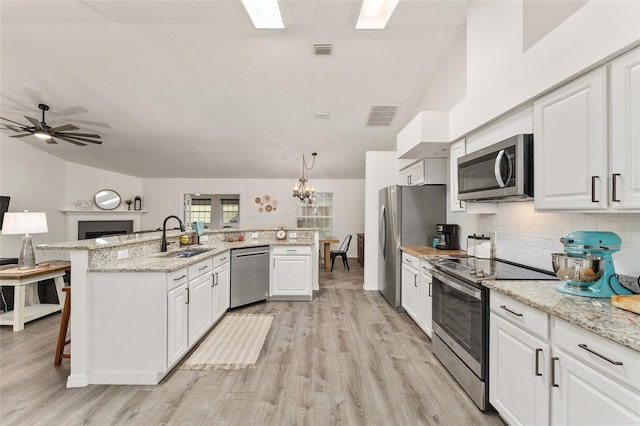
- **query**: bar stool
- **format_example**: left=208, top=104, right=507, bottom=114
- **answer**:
left=54, top=287, right=70, bottom=366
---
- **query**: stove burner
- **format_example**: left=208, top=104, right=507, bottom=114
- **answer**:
left=435, top=258, right=555, bottom=284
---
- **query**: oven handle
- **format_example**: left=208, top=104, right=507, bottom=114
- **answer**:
left=432, top=270, right=482, bottom=300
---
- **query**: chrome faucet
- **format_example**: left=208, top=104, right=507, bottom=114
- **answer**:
left=161, top=215, right=185, bottom=252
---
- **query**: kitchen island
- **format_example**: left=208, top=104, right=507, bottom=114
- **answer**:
left=37, top=228, right=318, bottom=388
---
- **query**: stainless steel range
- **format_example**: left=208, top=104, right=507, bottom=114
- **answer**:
left=431, top=257, right=555, bottom=411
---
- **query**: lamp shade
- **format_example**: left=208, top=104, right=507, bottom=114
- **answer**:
left=1, top=211, right=48, bottom=235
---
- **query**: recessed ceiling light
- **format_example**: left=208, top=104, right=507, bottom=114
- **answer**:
left=355, top=0, right=399, bottom=29
left=241, top=0, right=285, bottom=29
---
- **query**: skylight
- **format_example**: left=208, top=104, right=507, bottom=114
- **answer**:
left=241, top=0, right=285, bottom=29
left=355, top=0, right=399, bottom=29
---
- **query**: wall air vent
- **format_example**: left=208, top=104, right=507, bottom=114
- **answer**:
left=366, top=104, right=400, bottom=127
left=313, top=43, right=333, bottom=55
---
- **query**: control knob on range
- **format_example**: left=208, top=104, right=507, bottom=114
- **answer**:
left=476, top=270, right=485, bottom=278
left=469, top=268, right=476, bottom=276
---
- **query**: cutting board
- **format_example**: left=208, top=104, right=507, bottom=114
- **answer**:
left=611, top=295, right=640, bottom=314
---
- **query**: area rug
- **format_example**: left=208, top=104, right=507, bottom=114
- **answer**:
left=180, top=313, right=273, bottom=370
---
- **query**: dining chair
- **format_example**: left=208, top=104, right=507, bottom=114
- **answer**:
left=330, top=235, right=352, bottom=271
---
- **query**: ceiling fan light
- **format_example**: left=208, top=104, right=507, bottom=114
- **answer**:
left=241, top=0, right=285, bottom=29
left=356, top=0, right=399, bottom=29
left=34, top=131, right=52, bottom=140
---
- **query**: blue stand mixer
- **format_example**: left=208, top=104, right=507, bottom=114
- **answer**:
left=552, top=231, right=632, bottom=298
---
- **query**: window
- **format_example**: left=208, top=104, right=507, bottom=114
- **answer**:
left=190, top=199, right=212, bottom=223
left=296, top=193, right=333, bottom=238
left=221, top=199, right=239, bottom=224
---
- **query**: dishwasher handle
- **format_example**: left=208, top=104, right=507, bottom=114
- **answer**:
left=234, top=251, right=268, bottom=258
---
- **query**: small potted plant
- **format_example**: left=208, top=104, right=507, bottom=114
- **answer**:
left=125, top=199, right=133, bottom=210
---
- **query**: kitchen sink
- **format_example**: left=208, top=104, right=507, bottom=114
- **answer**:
left=158, top=248, right=213, bottom=258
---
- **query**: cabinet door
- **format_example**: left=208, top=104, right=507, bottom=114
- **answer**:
left=272, top=255, right=311, bottom=296
left=534, top=68, right=608, bottom=210
left=490, top=313, right=550, bottom=426
left=399, top=166, right=412, bottom=186
left=410, top=161, right=425, bottom=186
left=212, top=263, right=230, bottom=321
left=450, top=140, right=467, bottom=212
left=188, top=272, right=213, bottom=346
left=401, top=262, right=419, bottom=322
left=167, top=283, right=188, bottom=367
left=418, top=264, right=433, bottom=338
left=551, top=348, right=640, bottom=425
left=611, top=47, right=640, bottom=209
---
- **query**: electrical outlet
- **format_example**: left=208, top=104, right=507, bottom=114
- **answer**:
left=252, top=232, right=259, bottom=239
left=200, top=235, right=209, bottom=242
left=117, top=249, right=128, bottom=259
left=289, top=231, right=297, bottom=239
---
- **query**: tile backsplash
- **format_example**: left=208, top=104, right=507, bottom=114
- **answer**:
left=477, top=202, right=640, bottom=282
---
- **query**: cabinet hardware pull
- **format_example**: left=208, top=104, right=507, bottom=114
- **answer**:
left=174, top=275, right=186, bottom=282
left=459, top=200, right=463, bottom=209
left=185, top=288, right=189, bottom=304
left=428, top=282, right=432, bottom=297
left=414, top=274, right=418, bottom=287
left=500, top=305, right=523, bottom=317
left=591, top=176, right=599, bottom=203
left=199, top=265, right=208, bottom=271
left=214, top=272, right=218, bottom=286
left=535, top=348, right=543, bottom=376
left=551, top=357, right=559, bottom=387
left=220, top=257, right=227, bottom=262
left=612, top=173, right=621, bottom=202
left=578, top=344, right=623, bottom=365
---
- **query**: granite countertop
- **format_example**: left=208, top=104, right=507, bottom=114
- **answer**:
left=401, top=245, right=467, bottom=257
left=484, top=280, right=640, bottom=353
left=87, top=238, right=314, bottom=273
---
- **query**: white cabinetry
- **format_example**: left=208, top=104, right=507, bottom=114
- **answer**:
left=396, top=111, right=450, bottom=159
left=270, top=246, right=312, bottom=300
left=489, top=291, right=640, bottom=425
left=450, top=140, right=467, bottom=212
left=399, top=158, right=446, bottom=186
left=401, top=252, right=419, bottom=321
left=611, top=47, right=640, bottom=209
left=211, top=252, right=230, bottom=321
left=417, top=260, right=433, bottom=338
left=533, top=68, right=608, bottom=210
left=187, top=258, right=214, bottom=346
left=167, top=269, right=189, bottom=368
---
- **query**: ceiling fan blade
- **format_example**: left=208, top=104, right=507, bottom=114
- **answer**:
left=0, top=116, right=28, bottom=126
left=56, top=136, right=86, bottom=146
left=24, top=116, right=43, bottom=130
left=10, top=133, right=35, bottom=138
left=1, top=125, right=22, bottom=132
left=46, top=137, right=58, bottom=145
left=58, top=135, right=102, bottom=144
left=56, top=132, right=101, bottom=138
left=49, top=124, right=79, bottom=133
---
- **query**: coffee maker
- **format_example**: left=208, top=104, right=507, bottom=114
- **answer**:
left=436, top=224, right=460, bottom=250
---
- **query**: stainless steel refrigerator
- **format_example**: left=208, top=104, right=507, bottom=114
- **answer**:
left=378, top=185, right=446, bottom=310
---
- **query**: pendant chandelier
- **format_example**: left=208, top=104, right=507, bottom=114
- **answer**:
left=292, top=152, right=317, bottom=203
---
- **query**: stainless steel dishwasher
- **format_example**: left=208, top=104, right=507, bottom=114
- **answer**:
left=230, top=246, right=270, bottom=308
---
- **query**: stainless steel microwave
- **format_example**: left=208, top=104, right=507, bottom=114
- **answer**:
left=457, top=134, right=534, bottom=201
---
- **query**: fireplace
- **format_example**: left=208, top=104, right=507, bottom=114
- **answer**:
left=78, top=220, right=133, bottom=240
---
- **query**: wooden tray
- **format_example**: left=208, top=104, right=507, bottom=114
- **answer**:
left=611, top=295, right=640, bottom=314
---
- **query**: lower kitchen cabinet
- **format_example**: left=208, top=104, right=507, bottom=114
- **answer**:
left=401, top=252, right=419, bottom=321
left=187, top=258, right=214, bottom=346
left=270, top=245, right=312, bottom=300
left=490, top=291, right=640, bottom=425
left=417, top=260, right=433, bottom=338
left=167, top=270, right=189, bottom=368
left=212, top=253, right=230, bottom=320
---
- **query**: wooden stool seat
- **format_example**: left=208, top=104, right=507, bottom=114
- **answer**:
left=54, top=286, right=70, bottom=366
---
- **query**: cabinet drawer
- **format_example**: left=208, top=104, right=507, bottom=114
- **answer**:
left=272, top=245, right=311, bottom=255
left=552, top=317, right=640, bottom=392
left=402, top=252, right=419, bottom=267
left=167, top=268, right=188, bottom=291
left=188, top=258, right=213, bottom=279
left=490, top=292, right=549, bottom=340
left=212, top=251, right=230, bottom=267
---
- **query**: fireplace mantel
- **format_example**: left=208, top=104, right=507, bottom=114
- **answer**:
left=61, top=210, right=147, bottom=241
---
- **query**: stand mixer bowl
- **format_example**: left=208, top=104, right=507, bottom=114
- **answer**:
left=551, top=253, right=604, bottom=286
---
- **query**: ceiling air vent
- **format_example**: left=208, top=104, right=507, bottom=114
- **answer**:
left=366, top=104, right=400, bottom=127
left=313, top=43, right=333, bottom=56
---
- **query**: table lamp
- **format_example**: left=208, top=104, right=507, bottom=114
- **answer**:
left=1, top=211, right=48, bottom=270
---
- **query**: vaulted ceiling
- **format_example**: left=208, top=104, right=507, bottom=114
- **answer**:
left=0, top=1, right=466, bottom=179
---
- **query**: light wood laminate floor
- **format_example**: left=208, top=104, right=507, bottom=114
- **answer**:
left=0, top=262, right=505, bottom=425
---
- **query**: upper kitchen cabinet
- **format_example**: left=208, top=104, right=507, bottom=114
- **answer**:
left=397, top=111, right=451, bottom=159
left=399, top=158, right=446, bottom=186
left=611, top=47, right=640, bottom=209
left=534, top=47, right=640, bottom=211
left=533, top=68, right=608, bottom=210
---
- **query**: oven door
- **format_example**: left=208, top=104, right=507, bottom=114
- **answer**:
left=432, top=269, right=486, bottom=379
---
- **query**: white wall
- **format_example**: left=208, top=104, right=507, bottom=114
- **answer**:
left=142, top=178, right=364, bottom=258
left=442, top=0, right=640, bottom=139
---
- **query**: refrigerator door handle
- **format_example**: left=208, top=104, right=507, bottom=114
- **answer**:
left=379, top=204, right=387, bottom=260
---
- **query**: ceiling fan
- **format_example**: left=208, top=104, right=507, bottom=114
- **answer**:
left=0, top=103, right=102, bottom=146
